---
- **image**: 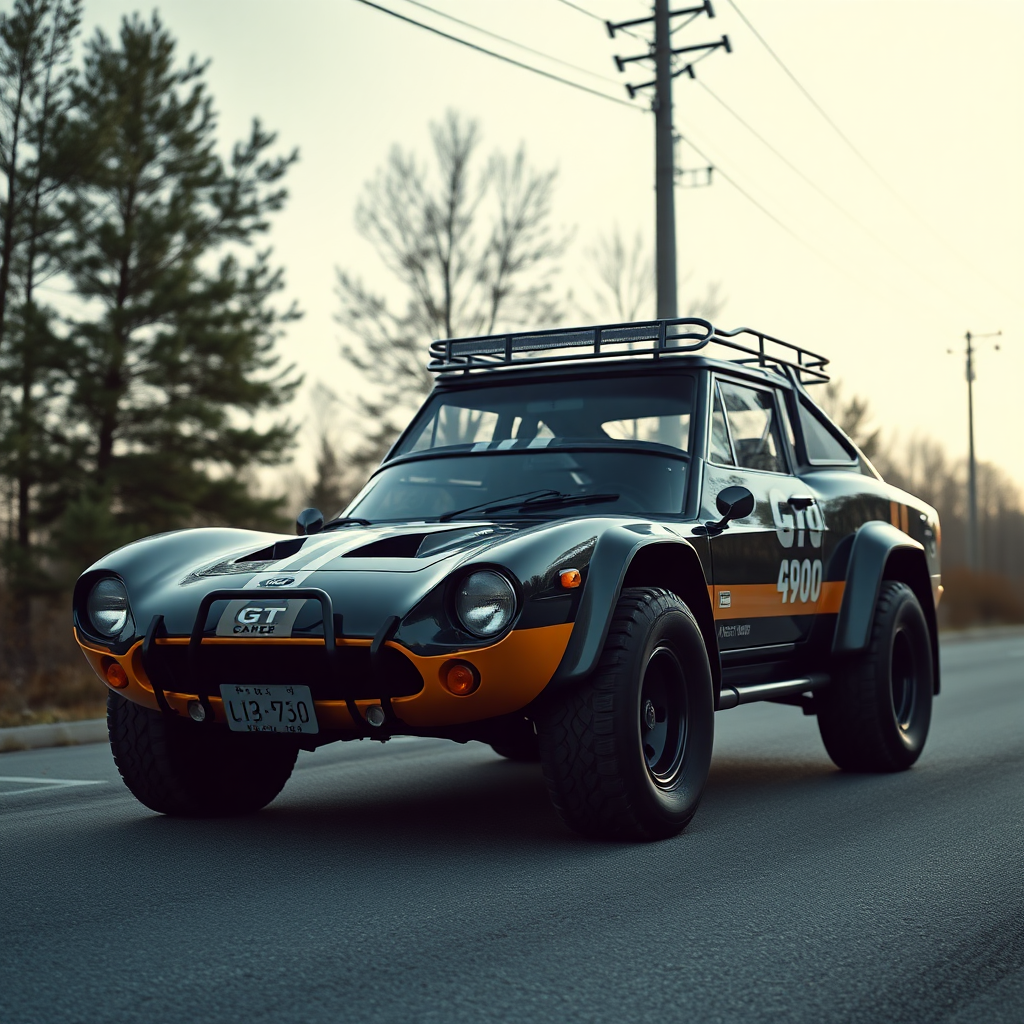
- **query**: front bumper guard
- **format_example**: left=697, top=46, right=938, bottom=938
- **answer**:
left=140, top=588, right=401, bottom=735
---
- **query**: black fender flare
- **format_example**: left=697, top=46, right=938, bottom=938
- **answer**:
left=832, top=520, right=940, bottom=692
left=550, top=531, right=719, bottom=698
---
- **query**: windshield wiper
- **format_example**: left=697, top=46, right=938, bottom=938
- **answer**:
left=509, top=492, right=620, bottom=514
left=322, top=516, right=372, bottom=530
left=438, top=490, right=559, bottom=522
left=441, top=490, right=619, bottom=521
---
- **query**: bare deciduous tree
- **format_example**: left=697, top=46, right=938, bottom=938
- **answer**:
left=585, top=227, right=652, bottom=322
left=335, top=110, right=569, bottom=486
left=304, top=382, right=346, bottom=518
left=820, top=380, right=882, bottom=459
left=580, top=224, right=726, bottom=325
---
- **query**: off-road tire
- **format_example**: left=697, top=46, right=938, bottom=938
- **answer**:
left=817, top=580, right=933, bottom=772
left=537, top=588, right=715, bottom=841
left=107, top=691, right=298, bottom=816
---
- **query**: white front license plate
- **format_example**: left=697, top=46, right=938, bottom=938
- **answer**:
left=219, top=684, right=319, bottom=734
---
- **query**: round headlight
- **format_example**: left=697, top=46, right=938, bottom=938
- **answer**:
left=455, top=570, right=517, bottom=638
left=87, top=578, right=130, bottom=637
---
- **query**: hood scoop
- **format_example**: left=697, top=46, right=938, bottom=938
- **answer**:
left=344, top=534, right=428, bottom=559
left=342, top=526, right=517, bottom=561
left=237, top=537, right=307, bottom=563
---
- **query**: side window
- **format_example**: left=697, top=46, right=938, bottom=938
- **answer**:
left=719, top=381, right=786, bottom=474
left=797, top=399, right=856, bottom=464
left=709, top=384, right=735, bottom=465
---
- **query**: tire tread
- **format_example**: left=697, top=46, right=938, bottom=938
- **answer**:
left=539, top=587, right=706, bottom=840
left=818, top=580, right=932, bottom=772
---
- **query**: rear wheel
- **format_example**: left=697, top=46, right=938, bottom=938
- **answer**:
left=107, top=691, right=298, bottom=816
left=538, top=588, right=714, bottom=841
left=817, top=581, right=933, bottom=772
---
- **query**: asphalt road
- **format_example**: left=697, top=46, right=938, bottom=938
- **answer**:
left=2, top=633, right=1022, bottom=1024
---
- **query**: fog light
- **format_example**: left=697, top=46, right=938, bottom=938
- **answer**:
left=103, top=659, right=129, bottom=689
left=187, top=700, right=206, bottom=723
left=442, top=660, right=480, bottom=696
left=365, top=705, right=386, bottom=728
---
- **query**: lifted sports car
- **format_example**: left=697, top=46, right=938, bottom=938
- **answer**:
left=75, top=319, right=941, bottom=840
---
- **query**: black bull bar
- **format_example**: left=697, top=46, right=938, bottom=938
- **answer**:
left=140, top=588, right=402, bottom=734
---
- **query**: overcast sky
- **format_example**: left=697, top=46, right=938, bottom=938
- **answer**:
left=81, top=0, right=1024, bottom=489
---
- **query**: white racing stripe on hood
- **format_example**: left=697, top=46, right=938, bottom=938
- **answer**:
left=241, top=522, right=515, bottom=582
left=239, top=537, right=360, bottom=589
left=270, top=532, right=363, bottom=572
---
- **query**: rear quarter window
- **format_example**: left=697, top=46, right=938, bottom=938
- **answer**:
left=797, top=398, right=857, bottom=464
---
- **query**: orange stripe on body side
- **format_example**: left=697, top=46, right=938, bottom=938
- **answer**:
left=890, top=500, right=910, bottom=534
left=706, top=581, right=844, bottom=619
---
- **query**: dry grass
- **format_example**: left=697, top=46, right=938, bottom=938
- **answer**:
left=938, top=567, right=1024, bottom=630
left=0, top=662, right=106, bottom=727
left=0, top=594, right=109, bottom=726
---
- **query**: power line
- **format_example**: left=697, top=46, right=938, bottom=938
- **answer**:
left=353, top=0, right=643, bottom=111
left=396, top=0, right=623, bottom=86
left=359, top=0, right=1004, bottom=320
left=552, top=0, right=602, bottom=22
left=724, top=0, right=1024, bottom=312
left=552, top=0, right=647, bottom=41
left=694, top=79, right=965, bottom=306
left=723, top=0, right=876, bottom=171
left=682, top=133, right=908, bottom=310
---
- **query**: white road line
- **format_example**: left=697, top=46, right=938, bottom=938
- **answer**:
left=0, top=776, right=106, bottom=795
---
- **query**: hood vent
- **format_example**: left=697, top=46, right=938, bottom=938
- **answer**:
left=237, top=537, right=307, bottom=563
left=344, top=534, right=428, bottom=559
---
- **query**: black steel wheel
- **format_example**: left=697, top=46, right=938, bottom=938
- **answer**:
left=538, top=587, right=715, bottom=841
left=107, top=691, right=298, bottom=816
left=818, top=580, right=934, bottom=772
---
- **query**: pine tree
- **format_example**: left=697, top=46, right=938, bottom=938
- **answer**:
left=0, top=0, right=83, bottom=679
left=60, top=13, right=301, bottom=558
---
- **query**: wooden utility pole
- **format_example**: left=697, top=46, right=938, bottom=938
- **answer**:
left=961, top=329, right=1001, bottom=568
left=609, top=2, right=729, bottom=319
left=653, top=0, right=677, bottom=318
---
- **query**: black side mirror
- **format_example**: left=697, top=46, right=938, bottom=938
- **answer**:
left=296, top=507, right=324, bottom=536
left=713, top=485, right=755, bottom=530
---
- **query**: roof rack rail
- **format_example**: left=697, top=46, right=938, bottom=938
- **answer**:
left=427, top=317, right=830, bottom=384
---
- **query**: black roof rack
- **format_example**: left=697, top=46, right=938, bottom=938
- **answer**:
left=427, top=317, right=830, bottom=384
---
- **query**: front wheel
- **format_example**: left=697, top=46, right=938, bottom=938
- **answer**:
left=817, top=580, right=934, bottom=772
left=538, top=588, right=715, bottom=841
left=108, top=691, right=298, bottom=816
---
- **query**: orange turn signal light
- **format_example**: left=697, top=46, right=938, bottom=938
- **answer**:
left=103, top=658, right=129, bottom=689
left=559, top=568, right=581, bottom=589
left=442, top=660, right=480, bottom=696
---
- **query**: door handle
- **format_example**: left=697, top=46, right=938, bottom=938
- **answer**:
left=788, top=495, right=816, bottom=510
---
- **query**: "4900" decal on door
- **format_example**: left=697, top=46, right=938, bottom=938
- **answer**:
left=777, top=558, right=822, bottom=605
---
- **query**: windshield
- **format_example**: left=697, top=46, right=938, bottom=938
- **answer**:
left=346, top=375, right=693, bottom=522
left=395, top=374, right=694, bottom=457
left=347, top=451, right=688, bottom=521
